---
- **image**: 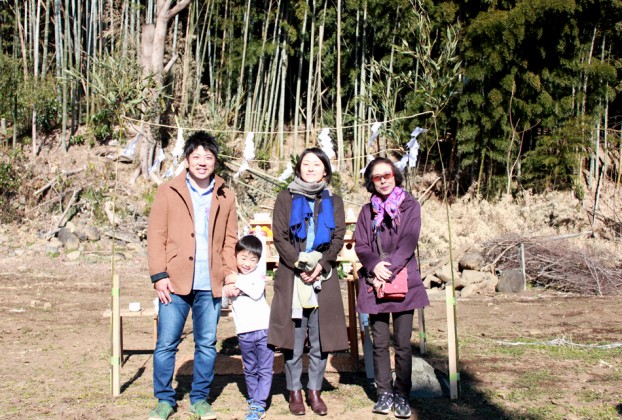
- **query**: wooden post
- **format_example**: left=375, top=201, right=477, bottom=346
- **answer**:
left=446, top=281, right=459, bottom=399
left=418, top=308, right=426, bottom=355
left=520, top=243, right=526, bottom=291
left=111, top=274, right=121, bottom=396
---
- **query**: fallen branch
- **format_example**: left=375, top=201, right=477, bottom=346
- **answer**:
left=35, top=167, right=85, bottom=197
left=44, top=188, right=81, bottom=239
left=484, top=234, right=622, bottom=296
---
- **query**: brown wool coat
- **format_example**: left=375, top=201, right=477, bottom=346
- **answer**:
left=147, top=171, right=238, bottom=297
left=267, top=189, right=349, bottom=352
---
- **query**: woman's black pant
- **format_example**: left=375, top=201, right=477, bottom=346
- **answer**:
left=369, top=310, right=414, bottom=397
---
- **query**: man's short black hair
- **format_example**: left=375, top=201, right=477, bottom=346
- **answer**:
left=184, top=131, right=219, bottom=161
left=363, top=157, right=404, bottom=193
left=235, top=235, right=263, bottom=259
left=294, top=147, right=332, bottom=183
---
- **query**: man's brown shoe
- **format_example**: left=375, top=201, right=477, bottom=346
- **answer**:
left=289, top=390, right=305, bottom=415
left=308, top=390, right=327, bottom=416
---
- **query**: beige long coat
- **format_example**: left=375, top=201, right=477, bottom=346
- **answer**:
left=147, top=171, right=238, bottom=297
left=267, top=189, right=349, bottom=352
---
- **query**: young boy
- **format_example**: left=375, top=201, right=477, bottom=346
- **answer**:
left=223, top=235, right=274, bottom=420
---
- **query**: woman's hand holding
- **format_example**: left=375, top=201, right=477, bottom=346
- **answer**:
left=373, top=261, right=392, bottom=281
left=372, top=277, right=385, bottom=296
left=300, top=264, right=323, bottom=284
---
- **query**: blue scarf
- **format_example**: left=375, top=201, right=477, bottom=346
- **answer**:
left=290, top=189, right=335, bottom=250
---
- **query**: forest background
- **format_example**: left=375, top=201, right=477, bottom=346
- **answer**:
left=0, top=0, right=620, bottom=205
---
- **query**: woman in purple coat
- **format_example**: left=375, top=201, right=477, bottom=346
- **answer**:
left=354, top=157, right=429, bottom=419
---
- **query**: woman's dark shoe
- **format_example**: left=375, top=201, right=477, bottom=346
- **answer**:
left=289, top=390, right=306, bottom=415
left=372, top=392, right=394, bottom=415
left=392, top=394, right=412, bottom=419
left=307, top=390, right=327, bottom=416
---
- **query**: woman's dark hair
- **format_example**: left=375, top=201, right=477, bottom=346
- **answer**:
left=363, top=157, right=404, bottom=193
left=184, top=131, right=219, bottom=161
left=235, top=235, right=263, bottom=259
left=294, top=147, right=332, bottom=183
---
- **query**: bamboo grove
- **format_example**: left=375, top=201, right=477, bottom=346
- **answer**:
left=0, top=0, right=620, bottom=198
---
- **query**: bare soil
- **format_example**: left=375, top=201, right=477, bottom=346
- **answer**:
left=1, top=253, right=621, bottom=420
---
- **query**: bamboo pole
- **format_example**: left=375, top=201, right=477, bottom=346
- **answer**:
left=110, top=273, right=121, bottom=396
left=305, top=0, right=316, bottom=147
left=231, top=0, right=252, bottom=135
left=293, top=6, right=307, bottom=153
left=335, top=0, right=343, bottom=170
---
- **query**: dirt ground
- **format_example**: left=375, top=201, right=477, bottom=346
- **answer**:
left=1, top=252, right=621, bottom=420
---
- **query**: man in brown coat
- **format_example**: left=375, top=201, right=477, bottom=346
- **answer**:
left=147, top=131, right=238, bottom=420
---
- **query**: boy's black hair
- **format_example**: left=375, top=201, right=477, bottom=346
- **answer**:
left=363, top=157, right=404, bottom=193
left=183, top=131, right=219, bottom=161
left=235, top=235, right=263, bottom=259
left=294, top=147, right=333, bottom=183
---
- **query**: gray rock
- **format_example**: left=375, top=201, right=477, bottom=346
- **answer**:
left=74, top=230, right=88, bottom=241
left=66, top=250, right=81, bottom=261
left=459, top=252, right=485, bottom=271
left=457, top=270, right=486, bottom=288
left=460, top=283, right=480, bottom=297
left=410, top=357, right=446, bottom=398
left=434, top=264, right=460, bottom=284
left=65, top=221, right=77, bottom=233
left=104, top=230, right=140, bottom=244
left=496, top=268, right=525, bottom=293
left=58, top=228, right=80, bottom=251
left=84, top=225, right=101, bottom=241
left=46, top=244, right=60, bottom=255
left=481, top=272, right=499, bottom=293
left=423, top=275, right=443, bottom=289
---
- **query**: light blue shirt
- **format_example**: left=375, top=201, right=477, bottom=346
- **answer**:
left=186, top=174, right=215, bottom=290
left=306, top=198, right=315, bottom=252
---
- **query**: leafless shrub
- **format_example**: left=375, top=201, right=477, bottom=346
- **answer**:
left=484, top=234, right=622, bottom=296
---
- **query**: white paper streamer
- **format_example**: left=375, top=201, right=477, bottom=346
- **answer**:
left=367, top=122, right=382, bottom=147
left=243, top=132, right=256, bottom=161
left=121, top=135, right=139, bottom=158
left=172, top=127, right=185, bottom=159
left=278, top=162, right=294, bottom=182
left=318, top=128, right=336, bottom=159
left=234, top=132, right=256, bottom=178
left=359, top=154, right=375, bottom=174
left=408, top=127, right=427, bottom=149
left=234, top=160, right=250, bottom=178
left=148, top=148, right=166, bottom=173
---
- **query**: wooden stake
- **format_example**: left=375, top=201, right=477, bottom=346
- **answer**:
left=418, top=308, right=426, bottom=355
left=111, top=273, right=121, bottom=396
left=446, top=282, right=459, bottom=399
left=520, top=243, right=526, bottom=291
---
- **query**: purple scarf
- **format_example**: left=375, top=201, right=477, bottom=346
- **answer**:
left=371, top=186, right=405, bottom=233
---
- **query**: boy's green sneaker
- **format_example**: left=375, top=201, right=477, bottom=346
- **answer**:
left=148, top=402, right=174, bottom=420
left=190, top=400, right=217, bottom=420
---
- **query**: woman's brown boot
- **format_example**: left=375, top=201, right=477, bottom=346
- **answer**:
left=308, top=390, right=327, bottom=415
left=289, top=390, right=306, bottom=415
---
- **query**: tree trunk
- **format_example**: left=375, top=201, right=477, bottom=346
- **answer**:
left=135, top=0, right=191, bottom=180
left=231, top=0, right=252, bottom=136
left=293, top=5, right=308, bottom=153
left=335, top=0, right=343, bottom=170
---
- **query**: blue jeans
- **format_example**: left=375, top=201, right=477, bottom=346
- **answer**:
left=238, top=329, right=274, bottom=408
left=153, top=290, right=221, bottom=406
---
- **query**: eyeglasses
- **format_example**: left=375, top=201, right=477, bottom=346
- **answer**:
left=371, top=172, right=394, bottom=183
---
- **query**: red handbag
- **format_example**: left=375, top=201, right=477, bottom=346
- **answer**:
left=369, top=235, right=408, bottom=300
